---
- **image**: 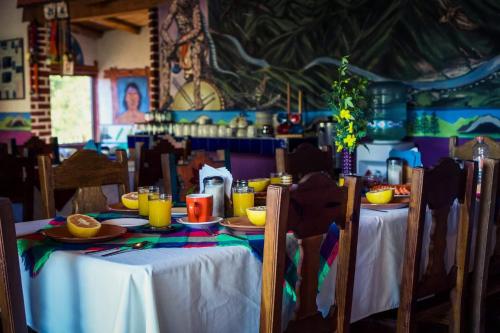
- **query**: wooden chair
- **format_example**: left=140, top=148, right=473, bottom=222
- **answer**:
left=20, top=136, right=60, bottom=164
left=396, top=158, right=477, bottom=332
left=0, top=153, right=33, bottom=221
left=449, top=136, right=500, bottom=160
left=0, top=142, right=8, bottom=156
left=276, top=143, right=334, bottom=181
left=489, top=163, right=500, bottom=279
left=176, top=150, right=230, bottom=202
left=260, top=172, right=362, bottom=333
left=0, top=198, right=28, bottom=333
left=37, top=149, right=129, bottom=218
left=134, top=136, right=192, bottom=191
left=470, top=158, right=499, bottom=333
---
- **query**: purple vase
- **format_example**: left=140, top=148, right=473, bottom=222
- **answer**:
left=342, top=149, right=355, bottom=175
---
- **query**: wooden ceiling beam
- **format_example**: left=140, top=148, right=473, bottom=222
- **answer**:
left=89, top=17, right=141, bottom=34
left=17, top=0, right=49, bottom=7
left=20, top=0, right=169, bottom=22
left=17, top=0, right=108, bottom=7
left=70, top=23, right=104, bottom=39
left=69, top=0, right=166, bottom=20
left=70, top=9, right=145, bottom=23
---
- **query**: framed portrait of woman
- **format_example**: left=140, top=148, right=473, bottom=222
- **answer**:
left=104, top=67, right=151, bottom=124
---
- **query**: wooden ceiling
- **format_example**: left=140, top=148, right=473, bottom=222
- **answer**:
left=71, top=9, right=149, bottom=38
left=18, top=0, right=167, bottom=39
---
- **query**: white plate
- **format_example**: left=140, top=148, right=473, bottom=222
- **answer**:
left=171, top=207, right=188, bottom=217
left=172, top=212, right=187, bottom=217
left=177, top=217, right=223, bottom=229
left=102, top=218, right=149, bottom=228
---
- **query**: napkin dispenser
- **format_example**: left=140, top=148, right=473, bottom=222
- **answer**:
left=203, top=176, right=225, bottom=217
left=199, top=165, right=233, bottom=217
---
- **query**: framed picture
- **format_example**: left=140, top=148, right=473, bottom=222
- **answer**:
left=0, top=38, right=25, bottom=100
left=104, top=67, right=151, bottom=125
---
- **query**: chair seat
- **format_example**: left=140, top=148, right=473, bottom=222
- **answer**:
left=353, top=295, right=451, bottom=333
left=285, top=312, right=336, bottom=333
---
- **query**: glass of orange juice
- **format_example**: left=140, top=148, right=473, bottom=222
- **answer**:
left=232, top=183, right=255, bottom=217
left=149, top=193, right=172, bottom=228
left=270, top=172, right=282, bottom=185
left=138, top=186, right=159, bottom=216
left=338, top=174, right=345, bottom=187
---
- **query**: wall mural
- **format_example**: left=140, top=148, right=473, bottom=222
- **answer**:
left=158, top=0, right=500, bottom=137
left=159, top=0, right=224, bottom=111
left=409, top=109, right=500, bottom=138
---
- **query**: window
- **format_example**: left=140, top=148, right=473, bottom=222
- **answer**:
left=50, top=75, right=93, bottom=144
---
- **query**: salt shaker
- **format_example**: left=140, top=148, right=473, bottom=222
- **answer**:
left=387, top=158, right=403, bottom=185
left=203, top=176, right=225, bottom=217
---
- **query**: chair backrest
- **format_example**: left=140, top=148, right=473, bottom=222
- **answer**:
left=38, top=149, right=129, bottom=218
left=22, top=136, right=60, bottom=164
left=0, top=198, right=27, bottom=333
left=0, top=154, right=33, bottom=221
left=470, top=158, right=499, bottom=333
left=0, top=143, right=8, bottom=156
left=134, top=136, right=192, bottom=191
left=275, top=143, right=334, bottom=181
left=397, top=158, right=477, bottom=333
left=176, top=150, right=228, bottom=202
left=159, top=134, right=192, bottom=161
left=449, top=136, right=500, bottom=160
left=260, top=172, right=362, bottom=333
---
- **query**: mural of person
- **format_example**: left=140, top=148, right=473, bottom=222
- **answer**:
left=115, top=82, right=146, bottom=124
left=160, top=0, right=205, bottom=110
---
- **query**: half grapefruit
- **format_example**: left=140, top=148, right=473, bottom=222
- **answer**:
left=67, top=214, right=101, bottom=238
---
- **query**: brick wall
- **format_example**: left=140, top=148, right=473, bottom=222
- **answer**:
left=149, top=8, right=160, bottom=110
left=29, top=23, right=52, bottom=142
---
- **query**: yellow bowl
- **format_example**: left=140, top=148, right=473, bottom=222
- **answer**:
left=248, top=178, right=270, bottom=192
left=246, top=206, right=267, bottom=226
left=365, top=189, right=394, bottom=204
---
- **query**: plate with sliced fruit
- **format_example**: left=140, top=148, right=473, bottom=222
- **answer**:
left=362, top=188, right=409, bottom=210
left=370, top=184, right=411, bottom=197
left=42, top=214, right=127, bottom=243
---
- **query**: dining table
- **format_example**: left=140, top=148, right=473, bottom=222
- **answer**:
left=15, top=204, right=461, bottom=333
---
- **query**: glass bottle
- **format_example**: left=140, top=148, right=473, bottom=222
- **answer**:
left=387, top=158, right=403, bottom=185
left=472, top=136, right=490, bottom=196
left=280, top=174, right=293, bottom=186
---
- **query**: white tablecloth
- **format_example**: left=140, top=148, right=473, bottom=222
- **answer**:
left=17, top=206, right=459, bottom=333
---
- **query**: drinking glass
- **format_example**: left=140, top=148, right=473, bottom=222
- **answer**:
left=232, top=185, right=254, bottom=217
left=270, top=172, right=282, bottom=185
left=338, top=174, right=345, bottom=187
left=149, top=193, right=172, bottom=228
left=138, top=186, right=159, bottom=216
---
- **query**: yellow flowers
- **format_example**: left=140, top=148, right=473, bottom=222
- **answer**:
left=328, top=56, right=368, bottom=155
left=340, top=109, right=352, bottom=120
left=343, top=134, right=356, bottom=148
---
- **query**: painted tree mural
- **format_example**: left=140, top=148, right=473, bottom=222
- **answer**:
left=206, top=0, right=500, bottom=109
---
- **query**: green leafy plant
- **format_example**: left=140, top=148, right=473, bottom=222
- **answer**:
left=325, top=56, right=370, bottom=153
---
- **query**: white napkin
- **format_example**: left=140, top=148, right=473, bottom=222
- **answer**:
left=199, top=164, right=233, bottom=197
